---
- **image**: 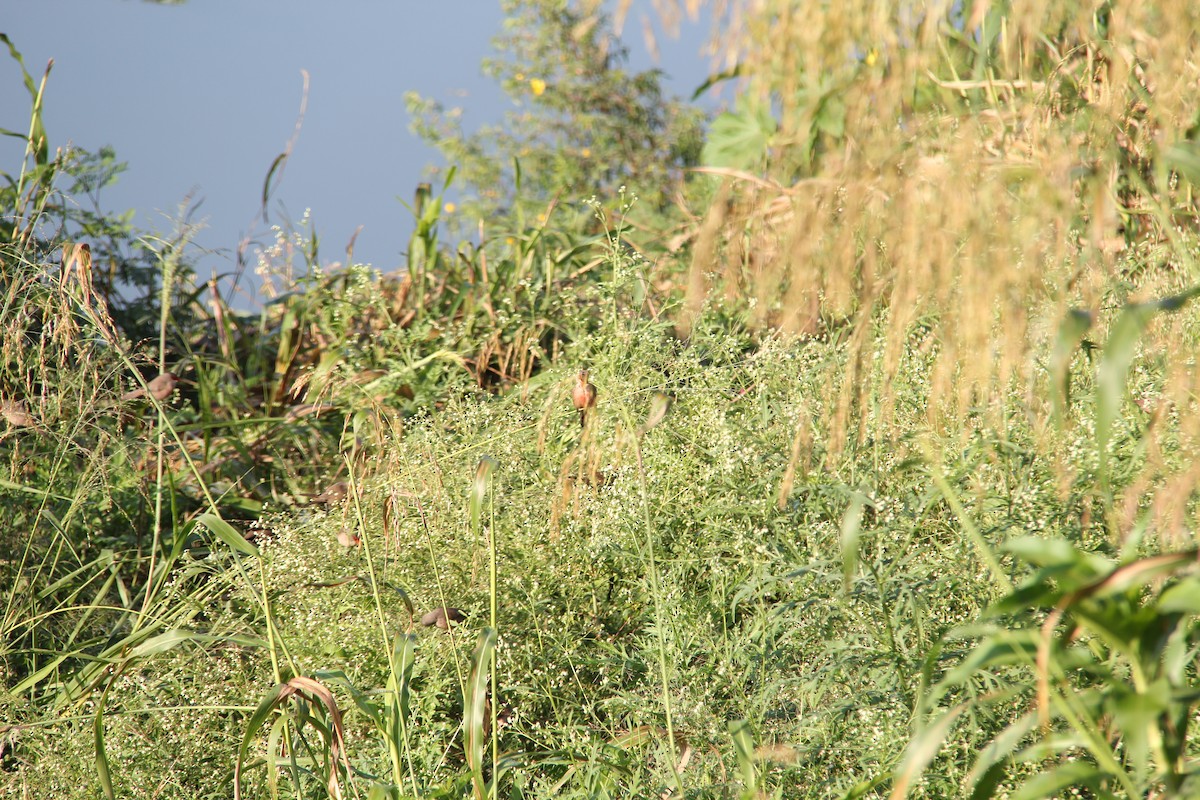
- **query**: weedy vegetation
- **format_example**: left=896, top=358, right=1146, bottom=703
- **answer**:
left=4, top=1, right=1200, bottom=798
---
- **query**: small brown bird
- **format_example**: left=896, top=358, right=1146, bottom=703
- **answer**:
left=572, top=369, right=597, bottom=426
left=420, top=606, right=467, bottom=630
left=0, top=399, right=37, bottom=428
left=309, top=481, right=349, bottom=505
left=335, top=527, right=361, bottom=548
left=122, top=371, right=179, bottom=402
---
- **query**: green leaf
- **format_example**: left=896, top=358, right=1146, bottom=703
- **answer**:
left=702, top=104, right=777, bottom=171
left=965, top=711, right=1039, bottom=800
left=261, top=151, right=287, bottom=211
left=1163, top=138, right=1200, bottom=188
left=385, top=633, right=417, bottom=745
left=937, top=632, right=1040, bottom=686
left=465, top=627, right=497, bottom=800
left=1001, top=535, right=1075, bottom=566
left=728, top=719, right=757, bottom=797
left=1107, top=680, right=1170, bottom=781
left=691, top=64, right=742, bottom=101
left=840, top=492, right=866, bottom=590
left=815, top=93, right=846, bottom=138
left=129, top=628, right=201, bottom=658
left=195, top=512, right=258, bottom=556
left=1050, top=308, right=1093, bottom=426
left=94, top=674, right=116, bottom=800
left=1158, top=577, right=1200, bottom=614
left=1096, top=288, right=1200, bottom=490
left=1009, top=761, right=1107, bottom=800
left=986, top=573, right=1069, bottom=616
left=0, top=34, right=50, bottom=165
left=888, top=704, right=965, bottom=798
left=235, top=683, right=287, bottom=799
left=1096, top=303, right=1157, bottom=486
left=470, top=456, right=497, bottom=536
left=1084, top=551, right=1196, bottom=600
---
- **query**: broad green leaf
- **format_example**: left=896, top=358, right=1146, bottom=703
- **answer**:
left=235, top=683, right=287, bottom=800
left=195, top=512, right=258, bottom=556
left=1096, top=303, right=1156, bottom=488
left=1009, top=761, right=1107, bottom=800
left=465, top=627, right=497, bottom=800
left=386, top=633, right=417, bottom=745
left=1158, top=577, right=1200, bottom=614
left=129, top=628, right=201, bottom=658
left=1084, top=551, right=1195, bottom=600
left=702, top=104, right=777, bottom=171
left=938, top=632, right=1040, bottom=686
left=1107, top=679, right=1170, bottom=781
left=1003, top=536, right=1085, bottom=569
left=986, top=575, right=1069, bottom=616
left=815, top=93, right=846, bottom=138
left=729, top=719, right=758, bottom=796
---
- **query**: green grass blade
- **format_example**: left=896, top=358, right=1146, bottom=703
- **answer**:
left=888, top=704, right=965, bottom=799
left=728, top=719, right=758, bottom=798
left=195, top=512, right=259, bottom=556
left=234, top=683, right=286, bottom=800
left=465, top=627, right=497, bottom=800
left=94, top=672, right=116, bottom=800
left=1050, top=308, right=1092, bottom=427
left=840, top=491, right=866, bottom=590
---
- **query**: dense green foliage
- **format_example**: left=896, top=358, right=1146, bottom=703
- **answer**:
left=5, top=1, right=1200, bottom=799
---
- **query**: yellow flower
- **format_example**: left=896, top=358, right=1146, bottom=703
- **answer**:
left=444, top=202, right=456, bottom=213
left=530, top=78, right=547, bottom=96
left=865, top=48, right=879, bottom=66
left=514, top=72, right=525, bottom=82
left=581, top=147, right=591, bottom=158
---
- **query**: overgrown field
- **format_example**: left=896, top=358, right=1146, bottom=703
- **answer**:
left=6, top=1, right=1200, bottom=798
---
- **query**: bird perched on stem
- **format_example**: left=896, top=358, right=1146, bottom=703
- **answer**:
left=122, top=371, right=179, bottom=402
left=572, top=369, right=597, bottom=426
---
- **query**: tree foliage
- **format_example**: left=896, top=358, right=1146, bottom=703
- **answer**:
left=406, top=0, right=705, bottom=230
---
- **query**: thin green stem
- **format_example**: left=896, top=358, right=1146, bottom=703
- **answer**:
left=631, top=422, right=684, bottom=797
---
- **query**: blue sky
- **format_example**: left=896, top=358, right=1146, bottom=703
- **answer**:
left=1, top=1, right=715, bottom=304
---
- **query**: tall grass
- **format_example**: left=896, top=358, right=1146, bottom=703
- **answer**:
left=8, top=4, right=1200, bottom=798
left=649, top=1, right=1200, bottom=460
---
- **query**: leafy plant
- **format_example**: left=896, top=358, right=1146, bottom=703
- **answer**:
left=911, top=539, right=1200, bottom=799
left=405, top=0, right=704, bottom=230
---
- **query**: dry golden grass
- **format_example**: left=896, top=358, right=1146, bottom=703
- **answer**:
left=636, top=1, right=1200, bottom=546
left=654, top=6, right=1194, bottom=398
